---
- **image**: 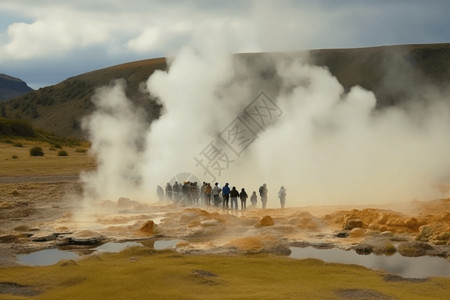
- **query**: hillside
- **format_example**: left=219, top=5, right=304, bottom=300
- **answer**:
left=0, top=74, right=33, bottom=102
left=1, top=44, right=449, bottom=138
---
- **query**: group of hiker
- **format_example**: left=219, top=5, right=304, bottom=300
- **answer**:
left=157, top=181, right=287, bottom=209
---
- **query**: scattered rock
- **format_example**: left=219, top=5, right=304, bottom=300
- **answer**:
left=336, top=231, right=349, bottom=238
left=380, top=231, right=393, bottom=237
left=349, top=228, right=365, bottom=237
left=354, top=244, right=373, bottom=255
left=139, top=220, right=155, bottom=235
left=13, top=225, right=30, bottom=232
left=258, top=215, right=274, bottom=226
left=0, top=234, right=17, bottom=243
left=201, top=219, right=219, bottom=226
left=289, top=241, right=311, bottom=248
left=416, top=224, right=450, bottom=245
left=60, top=231, right=106, bottom=246
left=32, top=232, right=57, bottom=242
left=311, top=242, right=334, bottom=249
left=397, top=241, right=434, bottom=257
left=0, top=202, right=12, bottom=209
left=344, top=218, right=363, bottom=230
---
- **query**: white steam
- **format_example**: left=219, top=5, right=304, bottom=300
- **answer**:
left=81, top=47, right=450, bottom=207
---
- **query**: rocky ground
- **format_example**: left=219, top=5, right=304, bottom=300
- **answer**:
left=1, top=177, right=450, bottom=267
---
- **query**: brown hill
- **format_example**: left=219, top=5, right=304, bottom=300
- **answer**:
left=0, top=44, right=449, bottom=138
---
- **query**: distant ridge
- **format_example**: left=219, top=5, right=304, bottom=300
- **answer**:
left=0, top=44, right=448, bottom=138
left=0, top=74, right=33, bottom=102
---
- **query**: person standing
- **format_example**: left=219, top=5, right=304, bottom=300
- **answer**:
left=230, top=186, right=239, bottom=210
left=165, top=182, right=173, bottom=201
left=200, top=182, right=207, bottom=206
left=250, top=191, right=257, bottom=208
left=239, top=188, right=248, bottom=210
left=204, top=183, right=212, bottom=206
left=157, top=185, right=164, bottom=202
left=278, top=186, right=287, bottom=208
left=212, top=182, right=221, bottom=206
left=222, top=183, right=230, bottom=209
left=259, top=183, right=268, bottom=209
left=173, top=181, right=180, bottom=201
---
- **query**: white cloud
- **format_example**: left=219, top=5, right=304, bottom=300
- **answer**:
left=0, top=0, right=448, bottom=87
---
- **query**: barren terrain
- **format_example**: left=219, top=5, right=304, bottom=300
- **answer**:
left=1, top=140, right=450, bottom=298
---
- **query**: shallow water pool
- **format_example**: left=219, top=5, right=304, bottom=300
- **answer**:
left=16, top=248, right=80, bottom=266
left=290, top=246, right=450, bottom=278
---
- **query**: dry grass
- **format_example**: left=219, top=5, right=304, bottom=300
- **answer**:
left=0, top=140, right=94, bottom=176
left=0, top=249, right=449, bottom=299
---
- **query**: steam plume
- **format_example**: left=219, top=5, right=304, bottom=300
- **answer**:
left=81, top=47, right=450, bottom=207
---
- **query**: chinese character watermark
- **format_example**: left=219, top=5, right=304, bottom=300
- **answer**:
left=192, top=91, right=283, bottom=182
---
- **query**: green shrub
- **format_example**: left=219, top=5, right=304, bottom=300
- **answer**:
left=13, top=143, right=23, bottom=147
left=30, top=146, right=44, bottom=156
left=53, top=143, right=62, bottom=149
left=58, top=150, right=68, bottom=156
left=12, top=155, right=18, bottom=159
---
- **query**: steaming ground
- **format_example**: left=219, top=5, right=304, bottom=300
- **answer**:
left=1, top=179, right=450, bottom=267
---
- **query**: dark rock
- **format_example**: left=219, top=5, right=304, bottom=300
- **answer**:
left=289, top=241, right=311, bottom=248
left=0, top=234, right=17, bottom=243
left=354, top=244, right=373, bottom=255
left=397, top=241, right=434, bottom=257
left=311, top=242, right=334, bottom=249
left=336, top=231, right=349, bottom=238
left=31, top=233, right=57, bottom=242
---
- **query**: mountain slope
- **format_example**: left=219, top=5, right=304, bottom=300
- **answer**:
left=0, top=74, right=33, bottom=102
left=1, top=44, right=449, bottom=138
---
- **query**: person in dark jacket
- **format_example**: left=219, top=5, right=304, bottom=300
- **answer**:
left=222, top=183, right=230, bottom=209
left=230, top=186, right=239, bottom=210
left=239, top=188, right=248, bottom=210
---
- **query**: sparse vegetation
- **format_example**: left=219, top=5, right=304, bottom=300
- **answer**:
left=13, top=142, right=23, bottom=147
left=11, top=155, right=18, bottom=159
left=58, top=150, right=68, bottom=156
left=75, top=148, right=87, bottom=153
left=0, top=118, right=35, bottom=137
left=29, top=146, right=44, bottom=156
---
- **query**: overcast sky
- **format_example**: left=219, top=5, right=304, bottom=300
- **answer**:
left=0, top=0, right=449, bottom=89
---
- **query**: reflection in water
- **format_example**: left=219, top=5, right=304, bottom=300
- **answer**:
left=290, top=247, right=450, bottom=278
left=154, top=239, right=183, bottom=250
left=95, top=241, right=141, bottom=252
left=17, top=248, right=80, bottom=266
